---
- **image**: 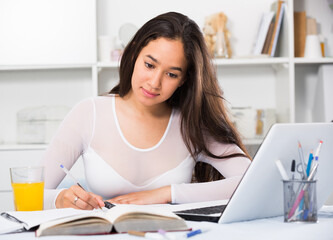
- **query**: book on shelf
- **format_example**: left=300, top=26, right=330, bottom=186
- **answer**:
left=268, top=0, right=286, bottom=57
left=294, top=11, right=307, bottom=57
left=1, top=205, right=188, bottom=237
left=252, top=11, right=275, bottom=55
left=262, top=19, right=275, bottom=54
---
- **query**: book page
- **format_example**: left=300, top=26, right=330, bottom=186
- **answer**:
left=104, top=204, right=183, bottom=223
left=0, top=216, right=24, bottom=234
left=36, top=210, right=111, bottom=237
left=1, top=208, right=87, bottom=230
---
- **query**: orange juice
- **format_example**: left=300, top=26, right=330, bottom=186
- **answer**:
left=11, top=182, right=44, bottom=211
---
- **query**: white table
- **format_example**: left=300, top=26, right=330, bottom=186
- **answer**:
left=1, top=209, right=333, bottom=240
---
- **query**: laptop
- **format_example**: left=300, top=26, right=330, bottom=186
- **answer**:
left=174, top=123, right=333, bottom=223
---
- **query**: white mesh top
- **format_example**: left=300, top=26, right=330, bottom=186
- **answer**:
left=42, top=95, right=250, bottom=209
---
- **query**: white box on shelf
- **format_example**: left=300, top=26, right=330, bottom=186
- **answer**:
left=17, top=106, right=70, bottom=144
left=231, top=107, right=276, bottom=140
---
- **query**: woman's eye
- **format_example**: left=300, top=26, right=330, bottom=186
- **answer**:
left=145, top=62, right=154, bottom=69
left=168, top=72, right=178, bottom=78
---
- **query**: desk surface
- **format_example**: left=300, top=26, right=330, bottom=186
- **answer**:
left=1, top=209, right=333, bottom=240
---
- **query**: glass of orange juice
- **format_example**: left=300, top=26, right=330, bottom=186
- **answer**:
left=10, top=167, right=44, bottom=211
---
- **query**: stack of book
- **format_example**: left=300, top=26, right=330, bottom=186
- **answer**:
left=253, top=0, right=286, bottom=57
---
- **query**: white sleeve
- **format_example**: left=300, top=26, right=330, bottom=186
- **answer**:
left=171, top=142, right=251, bottom=203
left=41, top=98, right=94, bottom=209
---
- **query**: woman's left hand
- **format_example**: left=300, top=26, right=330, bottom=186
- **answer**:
left=106, top=186, right=171, bottom=205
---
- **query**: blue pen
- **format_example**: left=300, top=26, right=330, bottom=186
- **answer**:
left=186, top=229, right=204, bottom=238
left=305, top=150, right=313, bottom=177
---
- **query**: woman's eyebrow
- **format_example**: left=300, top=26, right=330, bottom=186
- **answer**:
left=146, top=54, right=183, bottom=72
left=146, top=54, right=159, bottom=63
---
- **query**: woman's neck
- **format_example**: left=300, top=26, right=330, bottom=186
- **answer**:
left=121, top=91, right=171, bottom=118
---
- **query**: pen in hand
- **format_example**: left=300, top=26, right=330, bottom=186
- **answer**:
left=59, top=164, right=114, bottom=209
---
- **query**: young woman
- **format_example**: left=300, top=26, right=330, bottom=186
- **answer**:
left=42, top=12, right=251, bottom=210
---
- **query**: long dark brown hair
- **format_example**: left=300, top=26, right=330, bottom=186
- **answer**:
left=110, top=12, right=250, bottom=182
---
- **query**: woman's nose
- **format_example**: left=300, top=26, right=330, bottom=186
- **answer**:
left=148, top=71, right=163, bottom=89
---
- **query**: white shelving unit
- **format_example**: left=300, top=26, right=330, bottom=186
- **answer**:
left=0, top=0, right=332, bottom=152
left=294, top=58, right=333, bottom=64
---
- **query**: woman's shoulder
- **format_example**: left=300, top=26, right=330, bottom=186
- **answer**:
left=171, top=107, right=182, bottom=124
left=172, top=107, right=181, bottom=117
left=74, top=94, right=115, bottom=107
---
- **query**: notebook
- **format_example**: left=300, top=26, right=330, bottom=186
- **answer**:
left=174, top=123, right=333, bottom=223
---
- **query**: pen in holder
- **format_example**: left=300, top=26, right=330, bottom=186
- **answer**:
left=283, top=179, right=317, bottom=222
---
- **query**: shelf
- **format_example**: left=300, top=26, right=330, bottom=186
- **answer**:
left=214, top=57, right=289, bottom=66
left=95, top=57, right=290, bottom=70
left=243, top=139, right=263, bottom=145
left=294, top=58, right=333, bottom=64
left=0, top=57, right=294, bottom=71
left=97, top=62, right=120, bottom=68
left=0, top=64, right=94, bottom=71
left=0, top=144, right=47, bottom=151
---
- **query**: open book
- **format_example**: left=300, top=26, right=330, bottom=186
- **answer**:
left=1, top=205, right=188, bottom=236
left=36, top=205, right=187, bottom=236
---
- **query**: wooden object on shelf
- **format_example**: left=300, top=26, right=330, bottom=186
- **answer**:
left=304, top=18, right=322, bottom=58
left=294, top=11, right=307, bottom=57
left=306, top=17, right=318, bottom=35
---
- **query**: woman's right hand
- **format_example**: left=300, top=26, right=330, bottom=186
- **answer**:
left=55, top=185, right=105, bottom=210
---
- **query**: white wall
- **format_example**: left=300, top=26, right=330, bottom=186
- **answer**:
left=0, top=0, right=96, bottom=65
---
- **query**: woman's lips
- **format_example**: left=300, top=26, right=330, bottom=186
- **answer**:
left=141, top=88, right=159, bottom=98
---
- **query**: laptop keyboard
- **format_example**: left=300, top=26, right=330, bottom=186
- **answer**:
left=174, top=204, right=226, bottom=215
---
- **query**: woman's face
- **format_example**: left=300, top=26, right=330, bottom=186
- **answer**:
left=130, top=37, right=187, bottom=108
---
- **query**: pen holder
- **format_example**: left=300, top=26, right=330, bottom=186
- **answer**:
left=283, top=180, right=317, bottom=223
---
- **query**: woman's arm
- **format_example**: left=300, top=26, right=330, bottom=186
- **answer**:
left=107, top=186, right=171, bottom=205
left=107, top=144, right=250, bottom=205
left=42, top=98, right=102, bottom=209
left=172, top=143, right=250, bottom=203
